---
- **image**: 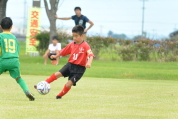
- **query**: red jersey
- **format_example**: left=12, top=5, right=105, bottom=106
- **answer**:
left=60, top=41, right=94, bottom=66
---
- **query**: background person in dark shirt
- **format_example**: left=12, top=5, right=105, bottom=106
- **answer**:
left=55, top=7, right=94, bottom=39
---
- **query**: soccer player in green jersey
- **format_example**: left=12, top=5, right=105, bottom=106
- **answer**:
left=0, top=17, right=35, bottom=101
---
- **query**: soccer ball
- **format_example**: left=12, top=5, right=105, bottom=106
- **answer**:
left=37, top=81, right=50, bottom=95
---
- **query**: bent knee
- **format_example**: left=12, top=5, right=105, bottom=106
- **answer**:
left=44, top=55, right=48, bottom=58
left=15, top=77, right=21, bottom=81
left=55, top=72, right=63, bottom=78
left=66, top=80, right=73, bottom=88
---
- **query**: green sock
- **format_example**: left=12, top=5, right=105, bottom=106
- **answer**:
left=16, top=78, right=29, bottom=93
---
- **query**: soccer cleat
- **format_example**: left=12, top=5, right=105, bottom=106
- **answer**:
left=56, top=96, right=62, bottom=99
left=34, top=85, right=37, bottom=89
left=25, top=91, right=35, bottom=101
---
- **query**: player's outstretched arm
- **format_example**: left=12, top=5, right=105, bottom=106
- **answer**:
left=55, top=15, right=72, bottom=20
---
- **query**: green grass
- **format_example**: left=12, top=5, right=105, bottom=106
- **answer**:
left=1, top=41, right=178, bottom=118
left=0, top=75, right=178, bottom=119
left=17, top=56, right=178, bottom=80
left=18, top=41, right=178, bottom=80
left=19, top=41, right=26, bottom=55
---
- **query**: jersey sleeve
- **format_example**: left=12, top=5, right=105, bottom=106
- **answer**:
left=60, top=43, right=72, bottom=56
left=84, top=16, right=89, bottom=22
left=71, top=15, right=76, bottom=20
left=85, top=43, right=95, bottom=57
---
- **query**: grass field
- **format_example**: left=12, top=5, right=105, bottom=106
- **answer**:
left=0, top=75, right=178, bottom=119
left=18, top=41, right=178, bottom=80
left=1, top=41, right=178, bottom=118
left=17, top=56, right=178, bottom=80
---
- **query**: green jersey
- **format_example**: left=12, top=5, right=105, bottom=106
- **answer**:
left=0, top=32, right=19, bottom=58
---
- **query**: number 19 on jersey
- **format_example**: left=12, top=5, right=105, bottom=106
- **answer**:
left=4, top=39, right=16, bottom=53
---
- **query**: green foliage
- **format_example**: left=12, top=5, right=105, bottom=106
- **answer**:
left=116, top=39, right=152, bottom=61
left=18, top=41, right=26, bottom=55
left=168, top=35, right=178, bottom=41
left=138, top=46, right=151, bottom=61
left=86, top=36, right=117, bottom=58
left=56, top=29, right=72, bottom=44
left=169, top=30, right=178, bottom=41
left=17, top=55, right=178, bottom=80
left=117, top=40, right=135, bottom=61
left=34, top=30, right=72, bottom=55
left=133, top=35, right=146, bottom=41
left=111, top=38, right=178, bottom=62
left=120, top=46, right=135, bottom=61
left=35, top=31, right=50, bottom=55
left=165, top=56, right=177, bottom=62
left=33, top=30, right=178, bottom=62
left=135, top=39, right=153, bottom=61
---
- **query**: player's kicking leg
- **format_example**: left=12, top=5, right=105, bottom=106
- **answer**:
left=34, top=72, right=62, bottom=89
left=56, top=80, right=73, bottom=99
left=37, top=71, right=72, bottom=99
left=34, top=72, right=68, bottom=99
left=34, top=63, right=73, bottom=99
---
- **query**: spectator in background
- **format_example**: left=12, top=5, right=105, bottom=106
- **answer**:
left=43, top=36, right=61, bottom=65
left=55, top=6, right=94, bottom=40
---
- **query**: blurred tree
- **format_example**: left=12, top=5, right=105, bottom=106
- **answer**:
left=169, top=30, right=178, bottom=41
left=44, top=0, right=60, bottom=43
left=107, top=31, right=127, bottom=39
left=112, top=34, right=127, bottom=39
left=169, top=30, right=178, bottom=37
left=0, top=0, right=8, bottom=33
left=133, top=35, right=146, bottom=41
left=108, top=30, right=113, bottom=37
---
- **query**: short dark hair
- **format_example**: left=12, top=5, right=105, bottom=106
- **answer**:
left=0, top=17, right=13, bottom=30
left=72, top=25, right=84, bottom=36
left=74, top=7, right=81, bottom=11
left=52, top=36, right=59, bottom=41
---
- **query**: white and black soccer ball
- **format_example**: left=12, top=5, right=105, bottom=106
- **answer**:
left=37, top=81, right=50, bottom=95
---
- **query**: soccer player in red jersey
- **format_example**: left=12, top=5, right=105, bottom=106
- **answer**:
left=35, top=25, right=94, bottom=99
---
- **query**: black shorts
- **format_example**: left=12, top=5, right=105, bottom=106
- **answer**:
left=59, top=62, right=86, bottom=86
left=48, top=53, right=56, bottom=60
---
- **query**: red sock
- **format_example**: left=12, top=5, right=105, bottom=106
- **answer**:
left=45, top=73, right=57, bottom=83
left=57, top=85, right=71, bottom=97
